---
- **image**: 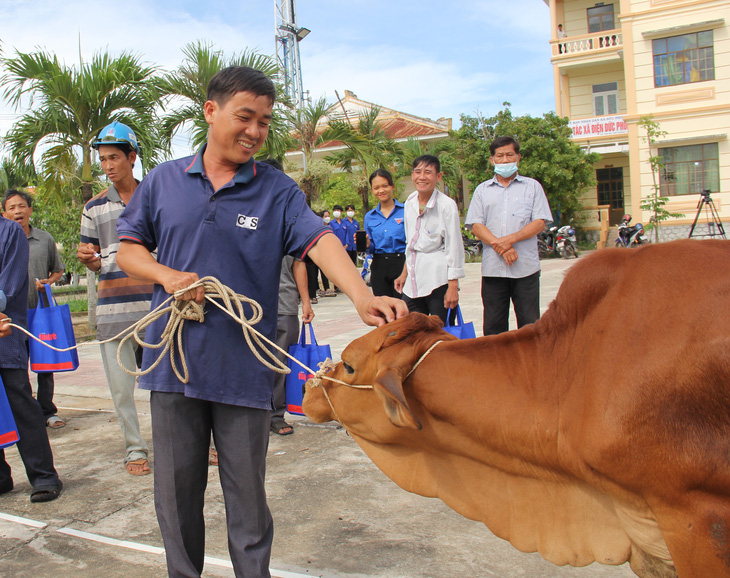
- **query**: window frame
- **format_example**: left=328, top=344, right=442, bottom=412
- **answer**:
left=587, top=4, right=615, bottom=33
left=652, top=30, right=715, bottom=88
left=592, top=82, right=619, bottom=116
left=658, top=143, right=720, bottom=196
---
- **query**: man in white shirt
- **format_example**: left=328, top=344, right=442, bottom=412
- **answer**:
left=395, top=155, right=465, bottom=324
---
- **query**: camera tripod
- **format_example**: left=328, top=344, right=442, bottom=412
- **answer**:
left=688, top=190, right=726, bottom=239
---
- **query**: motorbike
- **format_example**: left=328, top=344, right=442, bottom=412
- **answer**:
left=463, top=229, right=483, bottom=260
left=615, top=214, right=650, bottom=248
left=537, top=225, right=559, bottom=258
left=556, top=225, right=579, bottom=259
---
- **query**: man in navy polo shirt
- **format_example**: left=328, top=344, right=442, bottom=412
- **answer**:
left=116, top=66, right=406, bottom=578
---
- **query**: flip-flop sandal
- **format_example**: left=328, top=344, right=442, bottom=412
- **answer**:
left=270, top=421, right=294, bottom=435
left=46, top=416, right=66, bottom=428
left=125, top=459, right=151, bottom=476
left=30, top=481, right=63, bottom=503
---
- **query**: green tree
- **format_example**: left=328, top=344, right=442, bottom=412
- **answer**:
left=1, top=49, right=160, bottom=202
left=326, top=107, right=403, bottom=212
left=156, top=41, right=291, bottom=162
left=454, top=106, right=600, bottom=225
left=286, top=97, right=358, bottom=204
left=638, top=115, right=684, bottom=242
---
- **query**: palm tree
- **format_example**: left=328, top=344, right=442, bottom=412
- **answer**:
left=156, top=41, right=292, bottom=161
left=286, top=97, right=361, bottom=203
left=0, top=49, right=160, bottom=202
left=325, top=107, right=403, bottom=212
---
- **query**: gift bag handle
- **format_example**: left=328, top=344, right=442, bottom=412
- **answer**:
left=36, top=284, right=57, bottom=309
left=445, top=306, right=465, bottom=328
left=298, top=322, right=319, bottom=347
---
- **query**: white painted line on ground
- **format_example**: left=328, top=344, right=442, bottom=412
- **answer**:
left=57, top=527, right=165, bottom=554
left=56, top=405, right=116, bottom=413
left=2, top=517, right=315, bottom=577
left=0, top=512, right=47, bottom=528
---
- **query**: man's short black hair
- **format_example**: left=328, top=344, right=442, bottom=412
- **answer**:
left=1, top=189, right=32, bottom=211
left=333, top=205, right=344, bottom=212
left=490, top=136, right=520, bottom=156
left=207, top=66, right=276, bottom=107
left=412, top=154, right=440, bottom=173
left=345, top=204, right=356, bottom=211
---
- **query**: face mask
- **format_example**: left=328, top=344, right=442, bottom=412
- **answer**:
left=333, top=211, right=342, bottom=218
left=346, top=211, right=355, bottom=218
left=493, top=162, right=518, bottom=178
left=323, top=217, right=331, bottom=224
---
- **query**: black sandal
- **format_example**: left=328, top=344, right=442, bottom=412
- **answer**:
left=270, top=420, right=293, bottom=435
left=30, top=481, right=63, bottom=503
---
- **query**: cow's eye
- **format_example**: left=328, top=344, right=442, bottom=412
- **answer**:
left=342, top=362, right=355, bottom=374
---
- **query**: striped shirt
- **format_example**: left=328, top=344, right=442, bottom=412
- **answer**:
left=80, top=184, right=153, bottom=340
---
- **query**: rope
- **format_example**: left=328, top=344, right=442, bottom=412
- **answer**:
left=1, top=277, right=444, bottom=425
left=2, top=277, right=320, bottom=383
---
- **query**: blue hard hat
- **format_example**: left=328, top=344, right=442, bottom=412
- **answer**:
left=92, top=121, right=140, bottom=154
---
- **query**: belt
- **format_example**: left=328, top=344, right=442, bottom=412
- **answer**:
left=373, top=252, right=405, bottom=260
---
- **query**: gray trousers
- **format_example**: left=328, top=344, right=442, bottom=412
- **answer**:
left=271, top=315, right=299, bottom=421
left=99, top=340, right=149, bottom=462
left=151, top=391, right=273, bottom=578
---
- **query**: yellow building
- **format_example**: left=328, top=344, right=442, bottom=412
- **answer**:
left=547, top=0, right=729, bottom=241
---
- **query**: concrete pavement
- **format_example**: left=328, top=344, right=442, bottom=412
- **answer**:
left=0, top=254, right=635, bottom=577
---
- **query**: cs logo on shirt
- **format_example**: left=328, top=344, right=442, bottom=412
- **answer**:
left=236, top=214, right=259, bottom=230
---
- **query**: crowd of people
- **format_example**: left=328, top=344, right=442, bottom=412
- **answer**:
left=0, top=65, right=552, bottom=577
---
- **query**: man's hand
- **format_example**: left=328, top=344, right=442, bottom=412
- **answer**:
left=160, top=270, right=205, bottom=303
left=394, top=272, right=407, bottom=294
left=0, top=319, right=11, bottom=338
left=502, top=248, right=519, bottom=265
left=490, top=236, right=514, bottom=256
left=77, top=243, right=102, bottom=271
left=355, top=295, right=409, bottom=327
left=35, top=278, right=47, bottom=290
left=301, top=301, right=314, bottom=323
left=444, top=283, right=459, bottom=310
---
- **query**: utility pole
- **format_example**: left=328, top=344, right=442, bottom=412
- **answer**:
left=275, top=0, right=310, bottom=108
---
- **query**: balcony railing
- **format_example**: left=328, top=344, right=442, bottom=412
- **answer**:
left=553, top=31, right=623, bottom=57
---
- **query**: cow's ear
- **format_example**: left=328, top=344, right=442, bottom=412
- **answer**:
left=372, top=368, right=422, bottom=430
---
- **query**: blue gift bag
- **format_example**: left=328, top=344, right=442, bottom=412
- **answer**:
left=444, top=306, right=476, bottom=340
left=27, top=285, right=79, bottom=373
left=286, top=323, right=331, bottom=416
left=0, top=374, right=19, bottom=449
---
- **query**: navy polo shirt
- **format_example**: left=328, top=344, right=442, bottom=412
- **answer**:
left=117, top=145, right=331, bottom=408
left=364, top=201, right=406, bottom=254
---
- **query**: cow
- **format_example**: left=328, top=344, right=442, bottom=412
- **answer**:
left=303, top=239, right=730, bottom=578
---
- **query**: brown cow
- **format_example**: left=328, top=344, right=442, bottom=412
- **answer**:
left=303, top=240, right=730, bottom=578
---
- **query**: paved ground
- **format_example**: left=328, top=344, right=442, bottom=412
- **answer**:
left=0, top=254, right=636, bottom=577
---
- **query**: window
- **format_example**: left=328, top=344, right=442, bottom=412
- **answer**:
left=587, top=4, right=615, bottom=33
left=593, top=82, right=619, bottom=116
left=653, top=31, right=714, bottom=87
left=659, top=143, right=719, bottom=196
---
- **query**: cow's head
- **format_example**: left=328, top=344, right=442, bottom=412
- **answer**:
left=303, top=313, right=456, bottom=434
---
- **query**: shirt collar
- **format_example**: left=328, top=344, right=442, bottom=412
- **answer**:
left=106, top=183, right=121, bottom=203
left=27, top=225, right=39, bottom=240
left=487, top=173, right=523, bottom=187
left=185, top=143, right=257, bottom=185
left=376, top=200, right=404, bottom=216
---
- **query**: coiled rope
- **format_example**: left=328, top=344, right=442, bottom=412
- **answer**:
left=1, top=276, right=443, bottom=410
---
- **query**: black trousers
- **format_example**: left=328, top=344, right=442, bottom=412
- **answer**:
left=0, top=368, right=60, bottom=490
left=403, top=284, right=456, bottom=325
left=481, top=272, right=540, bottom=336
left=370, top=254, right=405, bottom=298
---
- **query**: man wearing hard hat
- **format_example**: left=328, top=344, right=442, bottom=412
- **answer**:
left=77, top=121, right=153, bottom=476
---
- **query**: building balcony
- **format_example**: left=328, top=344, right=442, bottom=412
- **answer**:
left=552, top=31, right=623, bottom=70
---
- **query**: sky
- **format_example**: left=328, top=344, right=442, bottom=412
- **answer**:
left=0, top=0, right=555, bottom=158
